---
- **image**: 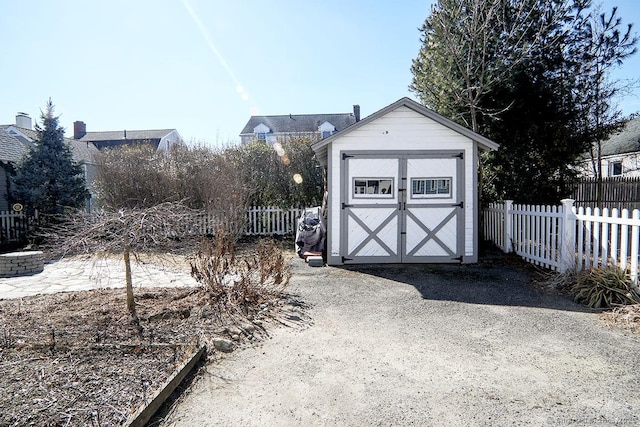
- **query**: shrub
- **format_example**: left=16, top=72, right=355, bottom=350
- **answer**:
left=572, top=267, right=640, bottom=309
left=190, top=232, right=291, bottom=309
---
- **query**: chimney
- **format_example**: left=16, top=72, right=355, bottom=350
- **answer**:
left=15, top=112, right=32, bottom=129
left=73, top=121, right=87, bottom=139
left=353, top=105, right=360, bottom=122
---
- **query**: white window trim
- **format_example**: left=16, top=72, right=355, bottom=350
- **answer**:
left=609, top=160, right=623, bottom=177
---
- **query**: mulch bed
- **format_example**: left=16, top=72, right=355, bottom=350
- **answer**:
left=0, top=286, right=308, bottom=426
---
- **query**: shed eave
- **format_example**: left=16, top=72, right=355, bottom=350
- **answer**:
left=310, top=97, right=500, bottom=155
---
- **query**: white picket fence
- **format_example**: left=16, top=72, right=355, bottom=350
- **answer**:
left=174, top=206, right=306, bottom=237
left=484, top=199, right=640, bottom=283
left=245, top=206, right=305, bottom=236
left=0, top=207, right=304, bottom=245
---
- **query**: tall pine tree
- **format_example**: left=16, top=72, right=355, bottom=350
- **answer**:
left=11, top=99, right=88, bottom=215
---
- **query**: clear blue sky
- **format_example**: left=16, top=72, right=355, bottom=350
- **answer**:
left=2, top=0, right=639, bottom=146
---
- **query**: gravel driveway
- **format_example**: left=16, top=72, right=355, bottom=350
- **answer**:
left=163, top=255, right=640, bottom=426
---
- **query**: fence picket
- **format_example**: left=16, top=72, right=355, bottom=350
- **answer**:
left=631, top=210, right=639, bottom=284
left=601, top=208, right=609, bottom=268
left=610, top=209, right=619, bottom=268
left=621, top=209, right=630, bottom=271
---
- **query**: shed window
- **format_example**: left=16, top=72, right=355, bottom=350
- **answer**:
left=353, top=178, right=393, bottom=198
left=610, top=161, right=623, bottom=176
left=411, top=178, right=451, bottom=198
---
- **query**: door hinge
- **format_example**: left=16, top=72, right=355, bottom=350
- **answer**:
left=453, top=152, right=464, bottom=159
left=454, top=201, right=464, bottom=208
left=342, top=153, right=354, bottom=160
left=342, top=257, right=353, bottom=263
left=453, top=256, right=463, bottom=262
left=342, top=203, right=353, bottom=209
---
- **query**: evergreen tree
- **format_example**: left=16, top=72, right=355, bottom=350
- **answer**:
left=410, top=0, right=637, bottom=205
left=11, top=99, right=88, bottom=215
left=570, top=6, right=637, bottom=204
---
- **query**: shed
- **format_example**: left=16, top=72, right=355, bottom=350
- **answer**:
left=311, top=97, right=499, bottom=265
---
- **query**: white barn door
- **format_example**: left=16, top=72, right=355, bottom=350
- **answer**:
left=340, top=151, right=464, bottom=264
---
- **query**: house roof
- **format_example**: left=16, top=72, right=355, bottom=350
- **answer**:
left=0, top=126, right=30, bottom=163
left=311, top=97, right=499, bottom=165
left=601, top=117, right=640, bottom=157
left=79, top=129, right=176, bottom=142
left=240, top=113, right=356, bottom=135
left=0, top=125, right=99, bottom=165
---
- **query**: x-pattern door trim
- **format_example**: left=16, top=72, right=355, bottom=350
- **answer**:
left=347, top=208, right=398, bottom=257
left=405, top=208, right=457, bottom=257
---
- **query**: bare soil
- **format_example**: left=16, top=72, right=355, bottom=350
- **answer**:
left=0, top=285, right=308, bottom=426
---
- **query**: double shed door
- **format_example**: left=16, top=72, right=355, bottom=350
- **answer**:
left=340, top=151, right=464, bottom=264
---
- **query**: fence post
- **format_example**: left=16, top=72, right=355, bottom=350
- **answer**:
left=559, top=199, right=576, bottom=273
left=503, top=200, right=513, bottom=253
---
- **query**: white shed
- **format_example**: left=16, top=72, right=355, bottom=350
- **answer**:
left=311, top=97, right=499, bottom=265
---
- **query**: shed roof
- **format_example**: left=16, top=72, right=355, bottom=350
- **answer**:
left=240, top=113, right=356, bottom=135
left=311, top=97, right=499, bottom=165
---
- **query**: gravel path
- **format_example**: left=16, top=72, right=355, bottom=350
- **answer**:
left=164, top=257, right=640, bottom=426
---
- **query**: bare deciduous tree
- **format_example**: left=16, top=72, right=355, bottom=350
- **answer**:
left=40, top=202, right=205, bottom=325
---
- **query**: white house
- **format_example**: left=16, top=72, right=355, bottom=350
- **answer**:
left=311, top=97, right=499, bottom=265
left=578, top=117, right=640, bottom=178
left=239, top=106, right=360, bottom=145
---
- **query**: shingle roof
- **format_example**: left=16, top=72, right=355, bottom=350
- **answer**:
left=240, top=113, right=356, bottom=135
left=0, top=126, right=30, bottom=163
left=0, top=125, right=99, bottom=164
left=601, top=117, right=640, bottom=157
left=79, top=129, right=175, bottom=142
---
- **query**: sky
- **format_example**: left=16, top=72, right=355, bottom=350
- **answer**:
left=2, top=0, right=640, bottom=146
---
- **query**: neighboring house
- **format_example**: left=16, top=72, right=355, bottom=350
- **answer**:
left=239, top=105, right=361, bottom=144
left=0, top=113, right=100, bottom=211
left=311, top=97, right=499, bottom=266
left=577, top=117, right=640, bottom=178
left=72, top=120, right=183, bottom=151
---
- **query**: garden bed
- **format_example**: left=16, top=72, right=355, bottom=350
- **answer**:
left=0, top=286, right=308, bottom=426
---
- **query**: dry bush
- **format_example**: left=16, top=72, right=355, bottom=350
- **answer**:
left=95, top=144, right=249, bottom=240
left=602, top=304, right=640, bottom=332
left=190, top=232, right=291, bottom=309
left=572, top=267, right=640, bottom=309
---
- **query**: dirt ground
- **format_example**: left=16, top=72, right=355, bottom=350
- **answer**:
left=0, top=261, right=305, bottom=427
left=163, top=256, right=640, bottom=427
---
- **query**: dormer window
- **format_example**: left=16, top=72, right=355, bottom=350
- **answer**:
left=318, top=121, right=336, bottom=139
left=253, top=123, right=271, bottom=142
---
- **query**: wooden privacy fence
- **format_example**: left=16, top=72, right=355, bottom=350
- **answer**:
left=572, top=176, right=640, bottom=211
left=484, top=200, right=640, bottom=283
